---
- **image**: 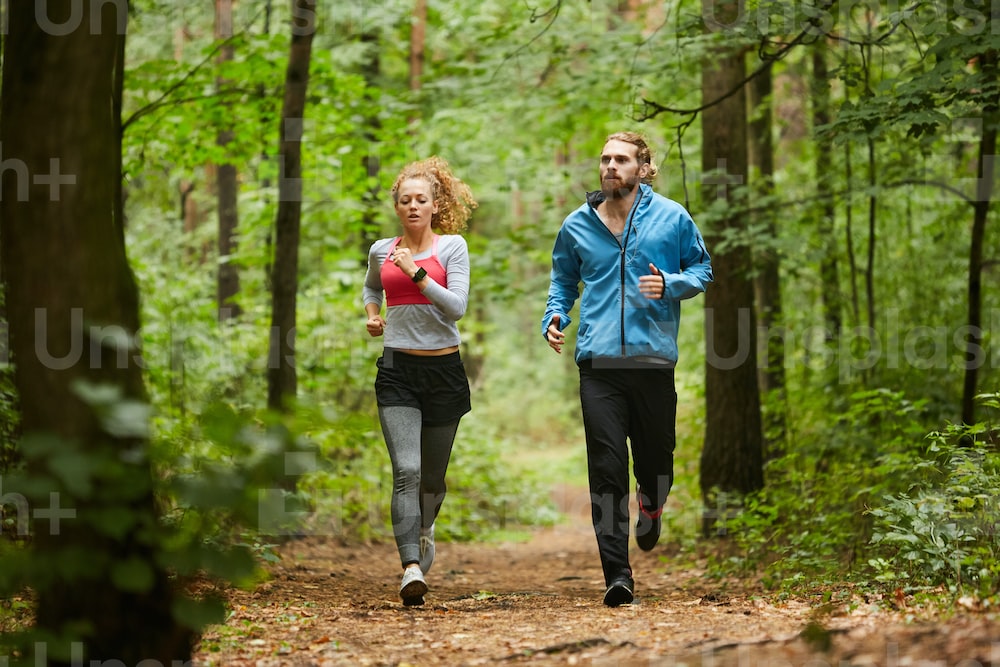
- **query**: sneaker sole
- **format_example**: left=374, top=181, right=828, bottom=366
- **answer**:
left=603, top=584, right=634, bottom=607
left=400, top=579, right=428, bottom=606
left=635, top=529, right=660, bottom=552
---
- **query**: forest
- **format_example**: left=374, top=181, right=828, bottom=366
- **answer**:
left=1, top=0, right=1000, bottom=663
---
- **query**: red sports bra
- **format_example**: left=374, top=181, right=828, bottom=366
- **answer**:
left=381, top=236, right=448, bottom=307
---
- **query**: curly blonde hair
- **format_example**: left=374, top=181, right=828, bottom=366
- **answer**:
left=391, top=156, right=477, bottom=234
left=606, top=131, right=659, bottom=184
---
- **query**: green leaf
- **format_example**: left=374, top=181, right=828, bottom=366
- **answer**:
left=111, top=558, right=155, bottom=593
left=172, top=596, right=227, bottom=631
left=102, top=399, right=153, bottom=439
left=49, top=452, right=95, bottom=497
left=86, top=507, right=137, bottom=540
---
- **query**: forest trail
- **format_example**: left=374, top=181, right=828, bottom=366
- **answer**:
left=192, top=485, right=1000, bottom=666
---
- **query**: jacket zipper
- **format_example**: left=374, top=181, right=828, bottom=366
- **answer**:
left=618, top=190, right=643, bottom=357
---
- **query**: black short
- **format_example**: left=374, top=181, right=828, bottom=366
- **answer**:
left=375, top=349, right=471, bottom=426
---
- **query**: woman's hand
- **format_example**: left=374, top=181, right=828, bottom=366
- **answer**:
left=391, top=247, right=419, bottom=278
left=366, top=314, right=386, bottom=337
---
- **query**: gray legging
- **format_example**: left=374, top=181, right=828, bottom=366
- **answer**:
left=379, top=405, right=459, bottom=567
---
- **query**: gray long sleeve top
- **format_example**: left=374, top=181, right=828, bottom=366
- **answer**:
left=363, top=234, right=470, bottom=350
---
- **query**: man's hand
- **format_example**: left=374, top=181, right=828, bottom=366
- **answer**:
left=546, top=314, right=565, bottom=354
left=639, top=263, right=665, bottom=299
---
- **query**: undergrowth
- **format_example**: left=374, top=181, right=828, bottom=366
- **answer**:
left=703, top=389, right=1000, bottom=607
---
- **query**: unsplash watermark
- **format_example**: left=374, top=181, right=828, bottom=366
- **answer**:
left=705, top=307, right=996, bottom=382
left=3, top=0, right=320, bottom=37
left=1, top=642, right=194, bottom=666
left=0, top=145, right=76, bottom=202
left=0, top=477, right=76, bottom=536
left=6, top=306, right=997, bottom=380
left=657, top=642, right=1000, bottom=667
left=702, top=0, right=1000, bottom=39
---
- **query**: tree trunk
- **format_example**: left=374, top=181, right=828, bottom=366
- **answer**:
left=844, top=143, right=861, bottom=325
left=410, top=0, right=427, bottom=93
left=0, top=1, right=192, bottom=661
left=811, top=43, right=843, bottom=339
left=865, top=134, right=878, bottom=338
left=360, top=27, right=383, bottom=263
left=216, top=0, right=242, bottom=321
left=748, top=63, right=786, bottom=459
left=267, top=0, right=316, bottom=412
left=962, top=43, right=999, bottom=425
left=861, top=40, right=878, bottom=344
left=408, top=0, right=427, bottom=129
left=699, top=1, right=764, bottom=534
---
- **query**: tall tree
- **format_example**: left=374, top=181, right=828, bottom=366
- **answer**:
left=267, top=0, right=316, bottom=411
left=0, top=1, right=192, bottom=662
left=409, top=0, right=427, bottom=128
left=811, top=42, right=843, bottom=338
left=962, top=22, right=999, bottom=425
left=216, top=0, right=242, bottom=321
left=748, top=61, right=786, bottom=456
left=359, top=23, right=383, bottom=261
left=860, top=37, right=879, bottom=338
left=699, top=3, right=764, bottom=530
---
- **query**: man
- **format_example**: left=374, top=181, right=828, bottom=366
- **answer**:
left=541, top=131, right=713, bottom=607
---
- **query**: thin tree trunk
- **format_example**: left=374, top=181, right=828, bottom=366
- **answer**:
left=268, top=0, right=316, bottom=411
left=408, top=0, right=427, bottom=129
left=860, top=40, right=878, bottom=349
left=360, top=27, right=382, bottom=262
left=410, top=0, right=427, bottom=92
left=0, top=1, right=191, bottom=661
left=962, top=43, right=999, bottom=425
left=865, top=135, right=877, bottom=337
left=216, top=0, right=242, bottom=320
left=748, top=63, right=786, bottom=459
left=812, top=43, right=842, bottom=339
left=844, top=143, right=860, bottom=326
left=700, top=2, right=763, bottom=535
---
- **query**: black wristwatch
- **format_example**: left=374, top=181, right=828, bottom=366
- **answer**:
left=411, top=267, right=428, bottom=283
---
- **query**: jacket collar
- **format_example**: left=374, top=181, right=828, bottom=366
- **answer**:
left=585, top=182, right=649, bottom=213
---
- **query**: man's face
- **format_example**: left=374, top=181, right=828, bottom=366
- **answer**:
left=600, top=139, right=648, bottom=199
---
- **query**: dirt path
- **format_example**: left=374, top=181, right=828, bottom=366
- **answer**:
left=192, top=487, right=1000, bottom=666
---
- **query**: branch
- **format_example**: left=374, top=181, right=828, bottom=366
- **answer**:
left=637, top=0, right=837, bottom=122
left=123, top=33, right=243, bottom=133
left=489, top=0, right=563, bottom=84
left=886, top=178, right=974, bottom=203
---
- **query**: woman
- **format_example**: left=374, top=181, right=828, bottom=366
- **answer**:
left=362, top=156, right=477, bottom=606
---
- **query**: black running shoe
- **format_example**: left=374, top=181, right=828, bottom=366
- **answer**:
left=635, top=487, right=663, bottom=552
left=603, top=572, right=635, bottom=607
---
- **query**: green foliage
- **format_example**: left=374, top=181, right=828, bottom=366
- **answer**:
left=0, top=392, right=308, bottom=657
left=0, top=354, right=19, bottom=476
left=708, top=390, right=1000, bottom=601
left=295, top=411, right=559, bottom=544
left=867, top=422, right=1000, bottom=596
left=707, top=389, right=926, bottom=584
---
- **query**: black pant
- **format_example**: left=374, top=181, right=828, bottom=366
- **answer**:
left=579, top=361, right=677, bottom=585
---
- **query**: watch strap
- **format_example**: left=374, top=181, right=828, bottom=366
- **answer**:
left=411, top=267, right=428, bottom=283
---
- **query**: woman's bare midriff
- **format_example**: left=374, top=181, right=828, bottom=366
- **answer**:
left=397, top=346, right=460, bottom=357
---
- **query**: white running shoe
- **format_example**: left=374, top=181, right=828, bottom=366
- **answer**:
left=399, top=566, right=427, bottom=606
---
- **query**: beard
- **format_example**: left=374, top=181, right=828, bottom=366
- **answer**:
left=600, top=176, right=639, bottom=199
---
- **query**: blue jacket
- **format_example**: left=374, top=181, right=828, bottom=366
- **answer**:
left=541, top=183, right=713, bottom=365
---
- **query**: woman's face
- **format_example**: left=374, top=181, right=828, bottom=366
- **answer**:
left=395, top=178, right=438, bottom=231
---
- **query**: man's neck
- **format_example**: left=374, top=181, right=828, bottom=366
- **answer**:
left=598, top=188, right=637, bottom=220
